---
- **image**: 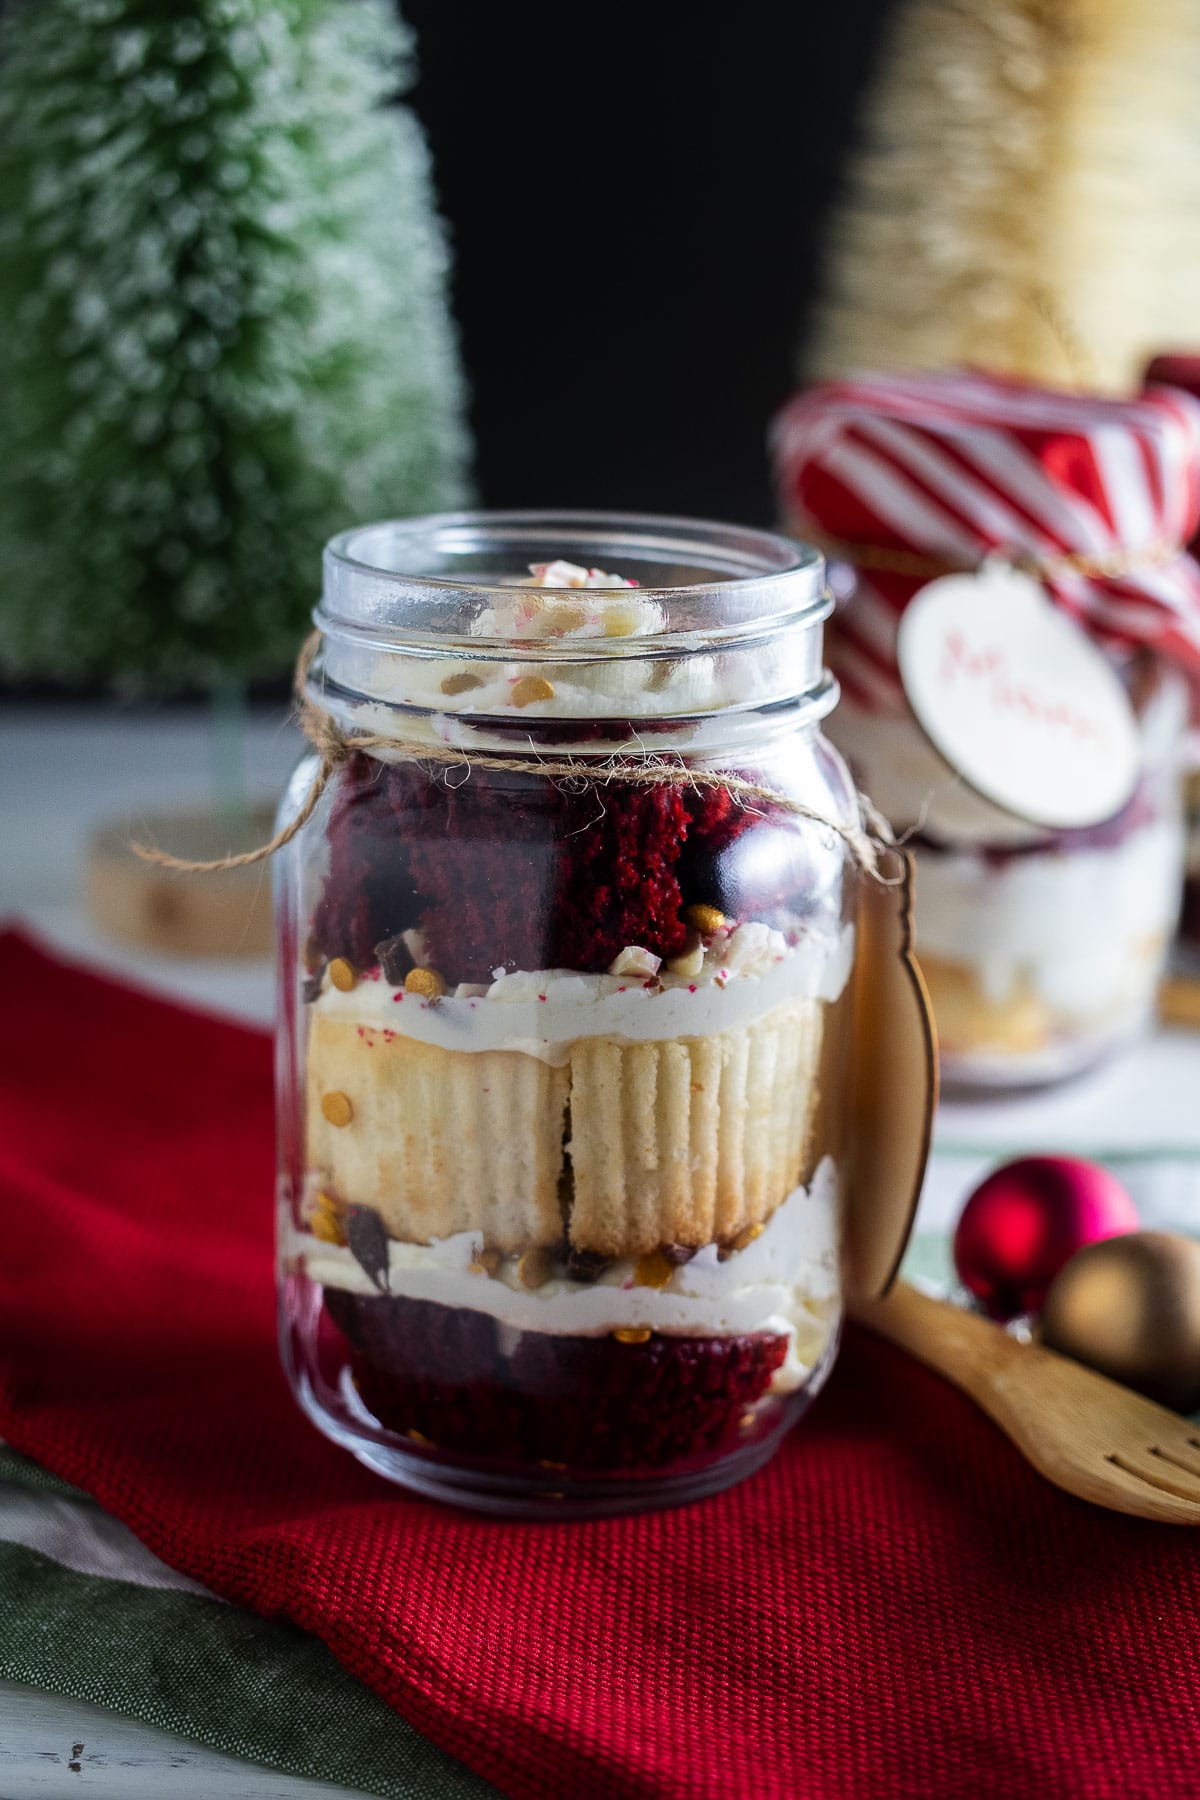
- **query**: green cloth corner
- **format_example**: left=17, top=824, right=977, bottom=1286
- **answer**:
left=0, top=1448, right=496, bottom=1800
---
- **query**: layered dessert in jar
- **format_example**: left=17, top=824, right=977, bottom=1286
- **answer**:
left=830, top=661, right=1186, bottom=1086
left=772, top=369, right=1200, bottom=1089
left=275, top=516, right=861, bottom=1514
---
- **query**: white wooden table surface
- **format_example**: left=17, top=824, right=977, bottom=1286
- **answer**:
left=0, top=1682, right=372, bottom=1800
left=2, top=701, right=1199, bottom=1797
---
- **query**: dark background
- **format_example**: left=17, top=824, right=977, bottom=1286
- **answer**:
left=402, top=2, right=894, bottom=525
left=2, top=2, right=896, bottom=700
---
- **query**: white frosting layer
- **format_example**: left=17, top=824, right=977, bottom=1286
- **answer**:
left=313, top=922, right=856, bottom=1064
left=917, top=815, right=1183, bottom=1016
left=291, top=1159, right=842, bottom=1393
left=318, top=558, right=830, bottom=729
left=325, top=642, right=737, bottom=725
left=478, top=558, right=659, bottom=641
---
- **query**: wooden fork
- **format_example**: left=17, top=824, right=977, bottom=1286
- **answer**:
left=851, top=1280, right=1200, bottom=1523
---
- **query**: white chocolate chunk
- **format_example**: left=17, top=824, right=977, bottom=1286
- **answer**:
left=608, top=946, right=663, bottom=978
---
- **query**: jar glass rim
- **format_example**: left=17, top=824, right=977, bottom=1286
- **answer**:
left=319, top=510, right=826, bottom=648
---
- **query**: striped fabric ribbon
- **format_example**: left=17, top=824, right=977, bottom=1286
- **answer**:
left=770, top=370, right=1200, bottom=712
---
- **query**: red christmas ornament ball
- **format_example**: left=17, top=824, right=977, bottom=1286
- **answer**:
left=953, top=1156, right=1139, bottom=1320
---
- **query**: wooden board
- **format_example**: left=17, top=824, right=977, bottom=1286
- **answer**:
left=842, top=848, right=939, bottom=1300
left=0, top=1682, right=368, bottom=1800
left=87, top=810, right=276, bottom=959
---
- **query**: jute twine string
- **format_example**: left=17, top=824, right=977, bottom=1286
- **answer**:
left=130, top=630, right=899, bottom=881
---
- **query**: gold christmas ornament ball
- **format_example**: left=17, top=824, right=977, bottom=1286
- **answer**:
left=1040, top=1231, right=1200, bottom=1414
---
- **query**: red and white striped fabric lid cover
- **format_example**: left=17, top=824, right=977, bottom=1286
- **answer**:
left=770, top=369, right=1200, bottom=711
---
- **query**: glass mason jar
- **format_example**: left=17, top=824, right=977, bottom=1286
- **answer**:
left=829, top=654, right=1188, bottom=1089
left=275, top=512, right=862, bottom=1516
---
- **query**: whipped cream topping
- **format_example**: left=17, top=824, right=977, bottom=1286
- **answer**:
left=328, top=651, right=734, bottom=731
left=321, top=557, right=760, bottom=724
left=510, top=559, right=639, bottom=587
left=311, top=921, right=856, bottom=1064
left=289, top=1158, right=842, bottom=1393
left=469, top=557, right=674, bottom=672
left=471, top=558, right=665, bottom=644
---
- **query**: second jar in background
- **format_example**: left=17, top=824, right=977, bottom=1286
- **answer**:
left=773, top=369, right=1200, bottom=1089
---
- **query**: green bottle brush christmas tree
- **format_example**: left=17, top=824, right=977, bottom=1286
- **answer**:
left=0, top=0, right=471, bottom=691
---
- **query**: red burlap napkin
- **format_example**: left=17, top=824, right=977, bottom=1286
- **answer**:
left=2, top=927, right=1198, bottom=1800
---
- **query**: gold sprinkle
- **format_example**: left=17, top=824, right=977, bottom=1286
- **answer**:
left=517, top=1247, right=556, bottom=1289
left=538, top=1459, right=568, bottom=1471
left=321, top=1091, right=354, bottom=1128
left=441, top=671, right=483, bottom=696
left=510, top=674, right=556, bottom=707
left=683, top=903, right=726, bottom=936
left=738, top=1410, right=758, bottom=1433
left=730, top=1223, right=764, bottom=1253
left=613, top=1327, right=652, bottom=1345
left=543, top=1490, right=566, bottom=1501
left=470, top=1249, right=501, bottom=1277
left=310, top=1192, right=346, bottom=1246
left=405, top=966, right=447, bottom=1000
left=406, top=1428, right=432, bottom=1445
left=634, top=1250, right=675, bottom=1290
left=328, top=957, right=357, bottom=992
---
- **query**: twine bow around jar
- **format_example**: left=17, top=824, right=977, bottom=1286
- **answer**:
left=130, top=631, right=900, bottom=882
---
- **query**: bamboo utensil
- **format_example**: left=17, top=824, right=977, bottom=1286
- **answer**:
left=852, top=1280, right=1200, bottom=1523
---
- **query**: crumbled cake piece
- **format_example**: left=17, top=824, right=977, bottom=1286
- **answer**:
left=310, top=754, right=797, bottom=988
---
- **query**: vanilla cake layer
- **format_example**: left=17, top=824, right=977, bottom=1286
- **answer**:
left=565, top=997, right=821, bottom=1255
left=306, top=1021, right=570, bottom=1252
left=305, top=994, right=826, bottom=1255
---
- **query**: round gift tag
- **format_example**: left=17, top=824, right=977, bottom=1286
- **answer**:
left=895, top=565, right=1140, bottom=830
